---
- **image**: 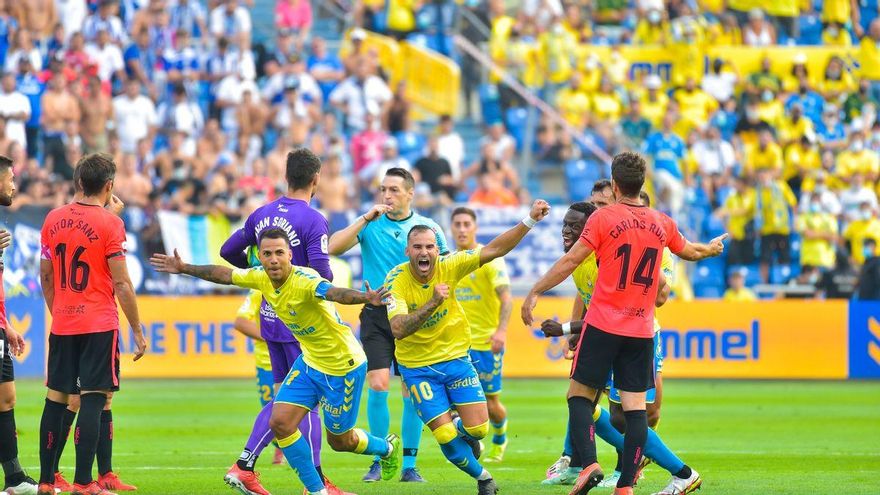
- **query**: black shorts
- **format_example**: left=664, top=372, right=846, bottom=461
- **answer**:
left=359, top=304, right=398, bottom=373
left=728, top=238, right=754, bottom=266
left=571, top=325, right=655, bottom=394
left=47, top=330, right=120, bottom=394
left=1, top=329, right=13, bottom=383
left=760, top=234, right=791, bottom=264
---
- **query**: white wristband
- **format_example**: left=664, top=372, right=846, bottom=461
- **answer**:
left=522, top=216, right=538, bottom=229
left=561, top=322, right=572, bottom=335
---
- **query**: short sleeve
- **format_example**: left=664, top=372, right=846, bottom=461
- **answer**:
left=386, top=285, right=408, bottom=320
left=448, top=249, right=481, bottom=281
left=664, top=216, right=687, bottom=254
left=579, top=211, right=602, bottom=251
left=40, top=223, right=51, bottom=261
left=105, top=217, right=126, bottom=259
left=488, top=257, right=511, bottom=289
left=232, top=268, right=266, bottom=290
left=236, top=290, right=261, bottom=321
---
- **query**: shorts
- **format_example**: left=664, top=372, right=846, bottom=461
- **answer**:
left=267, top=340, right=303, bottom=384
left=359, top=304, right=398, bottom=373
left=274, top=356, right=366, bottom=435
left=256, top=366, right=275, bottom=407
left=760, top=234, right=791, bottom=264
left=571, top=325, right=655, bottom=394
left=608, top=332, right=663, bottom=404
left=1, top=329, right=14, bottom=383
left=469, top=349, right=503, bottom=395
left=47, top=330, right=120, bottom=394
left=398, top=357, right=486, bottom=424
left=728, top=238, right=754, bottom=265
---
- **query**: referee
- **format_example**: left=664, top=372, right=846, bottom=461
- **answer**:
left=329, top=168, right=448, bottom=483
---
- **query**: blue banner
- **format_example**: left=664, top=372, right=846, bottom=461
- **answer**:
left=848, top=301, right=880, bottom=379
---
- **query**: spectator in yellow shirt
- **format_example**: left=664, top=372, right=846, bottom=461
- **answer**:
left=782, top=53, right=813, bottom=94
left=796, top=195, right=839, bottom=270
left=639, top=74, right=669, bottom=128
left=556, top=72, right=591, bottom=129
left=577, top=54, right=603, bottom=94
left=591, top=77, right=622, bottom=123
left=766, top=0, right=800, bottom=39
left=837, top=132, right=880, bottom=182
left=757, top=87, right=784, bottom=129
left=674, top=76, right=717, bottom=130
left=783, top=135, right=821, bottom=193
left=561, top=3, right=592, bottom=42
left=723, top=270, right=758, bottom=301
left=820, top=56, right=857, bottom=101
left=822, top=0, right=862, bottom=37
left=539, top=23, right=576, bottom=88
left=843, top=202, right=880, bottom=265
left=711, top=13, right=743, bottom=45
left=822, top=22, right=853, bottom=46
left=633, top=8, right=671, bottom=45
left=716, top=176, right=756, bottom=265
left=386, top=0, right=418, bottom=39
left=778, top=103, right=815, bottom=146
left=755, top=168, right=798, bottom=282
left=745, top=130, right=784, bottom=177
left=860, top=20, right=880, bottom=98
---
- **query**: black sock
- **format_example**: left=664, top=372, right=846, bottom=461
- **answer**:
left=0, top=409, right=26, bottom=486
left=316, top=465, right=324, bottom=481
left=618, top=410, right=648, bottom=488
left=614, top=451, right=623, bottom=472
left=73, top=393, right=107, bottom=485
left=236, top=450, right=256, bottom=472
left=39, top=399, right=68, bottom=483
left=97, top=410, right=113, bottom=476
left=567, top=396, right=597, bottom=468
left=674, top=465, right=692, bottom=479
left=55, top=409, right=77, bottom=474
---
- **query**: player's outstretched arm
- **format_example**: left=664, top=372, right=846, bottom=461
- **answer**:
left=109, top=258, right=147, bottom=361
left=675, top=233, right=729, bottom=262
left=389, top=284, right=448, bottom=339
left=149, top=249, right=234, bottom=285
left=480, top=199, right=550, bottom=266
left=324, top=282, right=390, bottom=306
left=219, top=228, right=251, bottom=269
left=328, top=204, right=392, bottom=255
left=521, top=240, right=594, bottom=325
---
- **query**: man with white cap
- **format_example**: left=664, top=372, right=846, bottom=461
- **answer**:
left=639, top=74, right=668, bottom=128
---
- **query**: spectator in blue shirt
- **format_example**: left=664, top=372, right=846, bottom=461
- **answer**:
left=161, top=28, right=201, bottom=95
left=816, top=104, right=847, bottom=152
left=15, top=57, right=43, bottom=159
left=0, top=9, right=17, bottom=71
left=711, top=98, right=739, bottom=141
left=785, top=80, right=825, bottom=125
left=306, top=36, right=344, bottom=104
left=643, top=112, right=687, bottom=216
left=169, top=0, right=208, bottom=39
left=125, top=27, right=158, bottom=93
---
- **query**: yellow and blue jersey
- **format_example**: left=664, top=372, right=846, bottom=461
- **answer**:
left=237, top=290, right=272, bottom=371
left=232, top=266, right=366, bottom=376
left=571, top=252, right=599, bottom=311
left=655, top=248, right=675, bottom=333
left=455, top=248, right=510, bottom=352
left=386, top=249, right=481, bottom=368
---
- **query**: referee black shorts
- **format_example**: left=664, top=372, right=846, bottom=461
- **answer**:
left=0, top=329, right=14, bottom=383
left=571, top=324, right=655, bottom=394
left=359, top=304, right=399, bottom=373
left=47, top=329, right=120, bottom=394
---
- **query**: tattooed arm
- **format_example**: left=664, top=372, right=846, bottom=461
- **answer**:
left=150, top=249, right=234, bottom=285
left=389, top=284, right=448, bottom=339
left=324, top=282, right=390, bottom=306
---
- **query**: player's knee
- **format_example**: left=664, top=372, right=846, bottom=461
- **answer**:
left=269, top=412, right=295, bottom=439
left=327, top=431, right=355, bottom=452
left=367, top=372, right=389, bottom=391
left=67, top=394, right=81, bottom=412
left=432, top=422, right=458, bottom=445
left=464, top=421, right=489, bottom=440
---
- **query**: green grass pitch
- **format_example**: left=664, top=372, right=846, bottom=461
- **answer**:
left=9, top=378, right=880, bottom=494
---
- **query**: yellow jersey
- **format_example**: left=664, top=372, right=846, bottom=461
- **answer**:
left=745, top=143, right=784, bottom=174
left=836, top=150, right=880, bottom=180
left=455, top=252, right=510, bottom=352
left=237, top=290, right=272, bottom=371
left=571, top=252, right=599, bottom=311
left=723, top=288, right=757, bottom=302
left=231, top=267, right=366, bottom=376
left=674, top=89, right=717, bottom=128
left=777, top=115, right=814, bottom=145
left=843, top=219, right=880, bottom=265
left=822, top=0, right=851, bottom=23
left=795, top=213, right=838, bottom=269
left=556, top=87, right=592, bottom=127
left=782, top=144, right=821, bottom=181
left=860, top=38, right=880, bottom=80
left=639, top=92, right=669, bottom=128
left=591, top=92, right=623, bottom=122
left=386, top=249, right=482, bottom=368
left=723, top=189, right=756, bottom=241
left=756, top=181, right=798, bottom=236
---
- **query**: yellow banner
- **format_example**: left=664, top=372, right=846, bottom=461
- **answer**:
left=114, top=297, right=848, bottom=379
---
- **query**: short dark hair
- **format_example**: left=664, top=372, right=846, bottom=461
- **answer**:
left=611, top=152, right=646, bottom=198
left=591, top=179, right=612, bottom=195
left=451, top=206, right=476, bottom=222
left=385, top=167, right=415, bottom=190
left=407, top=224, right=435, bottom=242
left=0, top=154, right=12, bottom=174
left=639, top=190, right=651, bottom=207
left=569, top=201, right=597, bottom=218
left=285, top=148, right=322, bottom=190
left=76, top=153, right=116, bottom=196
left=258, top=227, right=289, bottom=246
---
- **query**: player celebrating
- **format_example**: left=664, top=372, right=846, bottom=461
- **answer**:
left=449, top=207, right=513, bottom=463
left=522, top=152, right=724, bottom=495
left=383, top=199, right=550, bottom=495
left=328, top=168, right=447, bottom=483
left=219, top=149, right=350, bottom=495
left=151, top=228, right=401, bottom=495
left=540, top=201, right=702, bottom=494
left=37, top=154, right=147, bottom=495
left=0, top=155, right=39, bottom=495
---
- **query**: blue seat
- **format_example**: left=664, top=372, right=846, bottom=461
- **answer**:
left=694, top=284, right=723, bottom=299
left=504, top=107, right=529, bottom=152
left=394, top=131, right=425, bottom=165
left=692, top=264, right=725, bottom=287
left=702, top=215, right=726, bottom=238
left=478, top=84, right=502, bottom=125
left=565, top=159, right=602, bottom=201
left=770, top=264, right=795, bottom=284
left=797, top=14, right=823, bottom=45
left=727, top=264, right=762, bottom=287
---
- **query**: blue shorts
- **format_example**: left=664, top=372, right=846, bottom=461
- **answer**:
left=607, top=332, right=663, bottom=404
left=468, top=349, right=504, bottom=395
left=275, top=356, right=366, bottom=435
left=399, top=357, right=486, bottom=424
left=256, top=366, right=275, bottom=407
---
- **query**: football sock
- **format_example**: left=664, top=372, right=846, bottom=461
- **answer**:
left=567, top=396, right=597, bottom=467
left=301, top=409, right=323, bottom=468
left=238, top=402, right=274, bottom=471
left=54, top=409, right=77, bottom=473
left=277, top=431, right=324, bottom=493
left=593, top=407, right=685, bottom=475
left=0, top=409, right=26, bottom=486
left=97, top=410, right=113, bottom=475
left=366, top=390, right=389, bottom=463
left=674, top=465, right=693, bottom=479
left=352, top=428, right=392, bottom=457
left=39, top=399, right=67, bottom=483
left=439, top=437, right=484, bottom=478
left=401, top=396, right=421, bottom=469
left=618, top=410, right=647, bottom=488
left=562, top=421, right=573, bottom=458
left=73, top=393, right=107, bottom=485
left=491, top=418, right=507, bottom=445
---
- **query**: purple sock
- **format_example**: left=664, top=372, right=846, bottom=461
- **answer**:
left=236, top=402, right=275, bottom=470
left=300, top=409, right=322, bottom=468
